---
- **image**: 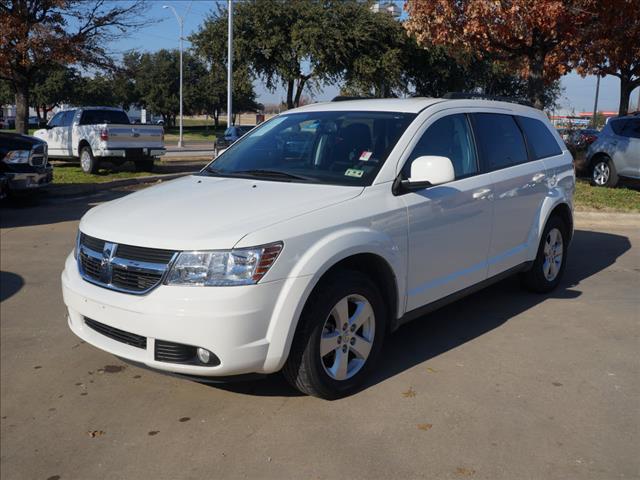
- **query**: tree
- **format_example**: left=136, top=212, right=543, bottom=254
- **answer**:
left=133, top=49, right=209, bottom=126
left=30, top=65, right=80, bottom=121
left=573, top=0, right=640, bottom=116
left=405, top=0, right=587, bottom=109
left=0, top=0, right=148, bottom=133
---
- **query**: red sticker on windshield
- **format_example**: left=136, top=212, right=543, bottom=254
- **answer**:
left=359, top=151, right=372, bottom=161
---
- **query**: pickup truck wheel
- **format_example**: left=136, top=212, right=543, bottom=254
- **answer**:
left=134, top=158, right=155, bottom=172
left=521, top=215, right=568, bottom=293
left=283, top=270, right=386, bottom=399
left=80, top=147, right=99, bottom=174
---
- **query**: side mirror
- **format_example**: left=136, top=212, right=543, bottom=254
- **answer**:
left=393, top=155, right=455, bottom=194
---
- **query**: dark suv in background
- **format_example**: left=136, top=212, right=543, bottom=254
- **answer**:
left=0, top=132, right=53, bottom=197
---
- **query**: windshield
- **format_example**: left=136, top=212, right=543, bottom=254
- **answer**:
left=203, top=111, right=416, bottom=186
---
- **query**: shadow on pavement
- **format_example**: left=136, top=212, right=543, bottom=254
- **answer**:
left=0, top=271, right=25, bottom=303
left=212, top=229, right=631, bottom=398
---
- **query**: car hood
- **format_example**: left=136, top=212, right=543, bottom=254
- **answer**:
left=80, top=175, right=363, bottom=250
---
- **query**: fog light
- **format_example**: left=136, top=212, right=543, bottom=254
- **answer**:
left=197, top=347, right=211, bottom=364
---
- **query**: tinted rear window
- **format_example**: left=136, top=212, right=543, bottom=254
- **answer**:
left=517, top=116, right=562, bottom=159
left=472, top=113, right=528, bottom=170
left=621, top=118, right=640, bottom=139
left=79, top=110, right=130, bottom=125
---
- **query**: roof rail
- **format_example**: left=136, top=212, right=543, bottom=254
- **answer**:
left=443, top=92, right=533, bottom=107
left=331, top=96, right=377, bottom=102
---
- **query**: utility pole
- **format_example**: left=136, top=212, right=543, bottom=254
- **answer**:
left=163, top=3, right=191, bottom=148
left=591, top=75, right=600, bottom=128
left=227, top=0, right=233, bottom=128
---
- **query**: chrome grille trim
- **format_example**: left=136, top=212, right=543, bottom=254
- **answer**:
left=77, top=233, right=178, bottom=295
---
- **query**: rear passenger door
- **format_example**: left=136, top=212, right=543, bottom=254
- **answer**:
left=616, top=118, right=640, bottom=177
left=471, top=113, right=554, bottom=277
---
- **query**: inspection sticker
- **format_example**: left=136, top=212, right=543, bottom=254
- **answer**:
left=359, top=150, right=373, bottom=161
left=345, top=168, right=365, bottom=178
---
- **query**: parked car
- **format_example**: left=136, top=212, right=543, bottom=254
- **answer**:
left=214, top=125, right=255, bottom=157
left=62, top=97, right=574, bottom=399
left=0, top=115, right=16, bottom=130
left=0, top=132, right=53, bottom=194
left=569, top=128, right=600, bottom=148
left=586, top=115, right=640, bottom=187
left=33, top=107, right=165, bottom=174
left=0, top=173, right=8, bottom=200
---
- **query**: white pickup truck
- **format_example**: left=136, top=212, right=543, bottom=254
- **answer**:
left=34, top=107, right=165, bottom=173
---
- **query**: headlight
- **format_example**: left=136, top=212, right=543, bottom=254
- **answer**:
left=165, top=242, right=283, bottom=286
left=3, top=150, right=30, bottom=164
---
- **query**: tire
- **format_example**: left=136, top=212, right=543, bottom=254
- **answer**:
left=134, top=158, right=155, bottom=172
left=80, top=146, right=99, bottom=174
left=590, top=156, right=618, bottom=187
left=283, top=270, right=387, bottom=399
left=521, top=215, right=569, bottom=293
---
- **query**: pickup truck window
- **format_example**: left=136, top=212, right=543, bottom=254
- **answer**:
left=205, top=111, right=416, bottom=186
left=79, top=110, right=130, bottom=126
left=61, top=110, right=75, bottom=127
left=48, top=112, right=64, bottom=128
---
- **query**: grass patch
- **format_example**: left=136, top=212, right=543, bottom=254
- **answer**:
left=574, top=179, right=640, bottom=212
left=53, top=165, right=154, bottom=184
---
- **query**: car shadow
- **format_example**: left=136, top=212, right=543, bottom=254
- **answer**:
left=0, top=271, right=25, bottom=303
left=210, top=229, right=631, bottom=398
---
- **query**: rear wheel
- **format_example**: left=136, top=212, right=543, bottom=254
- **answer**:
left=283, top=270, right=386, bottom=399
left=591, top=156, right=618, bottom=187
left=80, top=146, right=99, bottom=174
left=521, top=216, right=568, bottom=293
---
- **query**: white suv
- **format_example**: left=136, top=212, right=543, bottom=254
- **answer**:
left=62, top=98, right=574, bottom=399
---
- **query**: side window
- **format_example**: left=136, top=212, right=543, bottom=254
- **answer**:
left=48, top=112, right=63, bottom=128
left=61, top=110, right=75, bottom=127
left=621, top=118, right=640, bottom=139
left=472, top=113, right=528, bottom=170
left=403, top=114, right=478, bottom=179
left=517, top=116, right=562, bottom=159
left=609, top=119, right=627, bottom=136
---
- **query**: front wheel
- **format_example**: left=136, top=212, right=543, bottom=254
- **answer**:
left=283, top=270, right=386, bottom=399
left=521, top=216, right=569, bottom=293
left=80, top=146, right=99, bottom=174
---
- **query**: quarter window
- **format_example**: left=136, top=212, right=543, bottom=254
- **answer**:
left=621, top=118, right=640, bottom=139
left=403, top=114, right=478, bottom=179
left=471, top=113, right=528, bottom=170
left=517, top=116, right=562, bottom=159
left=610, top=119, right=627, bottom=136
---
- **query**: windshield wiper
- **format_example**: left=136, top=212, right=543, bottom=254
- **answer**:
left=232, top=169, right=314, bottom=182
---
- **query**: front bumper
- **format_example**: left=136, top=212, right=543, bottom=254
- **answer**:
left=5, top=166, right=53, bottom=190
left=61, top=253, right=286, bottom=377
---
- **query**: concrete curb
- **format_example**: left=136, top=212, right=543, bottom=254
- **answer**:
left=574, top=210, right=640, bottom=227
left=47, top=172, right=192, bottom=198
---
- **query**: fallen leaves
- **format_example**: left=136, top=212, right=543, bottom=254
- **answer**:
left=455, top=467, right=476, bottom=477
left=402, top=387, right=416, bottom=398
left=87, top=430, right=105, bottom=438
left=416, top=423, right=433, bottom=431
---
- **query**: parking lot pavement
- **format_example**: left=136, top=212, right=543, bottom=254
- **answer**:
left=1, top=194, right=638, bottom=480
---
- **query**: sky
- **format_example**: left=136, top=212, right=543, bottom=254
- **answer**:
left=107, top=0, right=638, bottom=114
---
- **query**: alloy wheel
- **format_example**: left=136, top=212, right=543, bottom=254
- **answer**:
left=593, top=161, right=610, bottom=186
left=543, top=227, right=564, bottom=281
left=320, top=294, right=375, bottom=381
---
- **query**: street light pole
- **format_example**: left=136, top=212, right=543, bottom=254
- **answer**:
left=163, top=4, right=186, bottom=148
left=227, top=0, right=233, bottom=129
left=591, top=75, right=600, bottom=129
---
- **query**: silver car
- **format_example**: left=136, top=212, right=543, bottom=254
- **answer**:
left=586, top=115, right=640, bottom=187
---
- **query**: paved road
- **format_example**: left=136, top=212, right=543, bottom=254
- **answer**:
left=1, top=193, right=639, bottom=480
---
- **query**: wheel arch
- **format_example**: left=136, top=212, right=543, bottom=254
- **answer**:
left=77, top=139, right=91, bottom=157
left=262, top=232, right=405, bottom=373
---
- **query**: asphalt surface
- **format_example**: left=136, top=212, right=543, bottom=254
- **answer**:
left=1, top=191, right=639, bottom=480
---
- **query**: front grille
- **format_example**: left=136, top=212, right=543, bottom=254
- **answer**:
left=85, top=318, right=147, bottom=349
left=78, top=233, right=176, bottom=294
left=155, top=340, right=221, bottom=366
left=30, top=144, right=47, bottom=167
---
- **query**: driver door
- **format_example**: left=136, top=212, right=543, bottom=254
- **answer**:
left=45, top=112, right=64, bottom=157
left=400, top=112, right=494, bottom=311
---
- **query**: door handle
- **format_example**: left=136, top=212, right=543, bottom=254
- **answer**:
left=472, top=188, right=492, bottom=200
left=532, top=173, right=546, bottom=183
